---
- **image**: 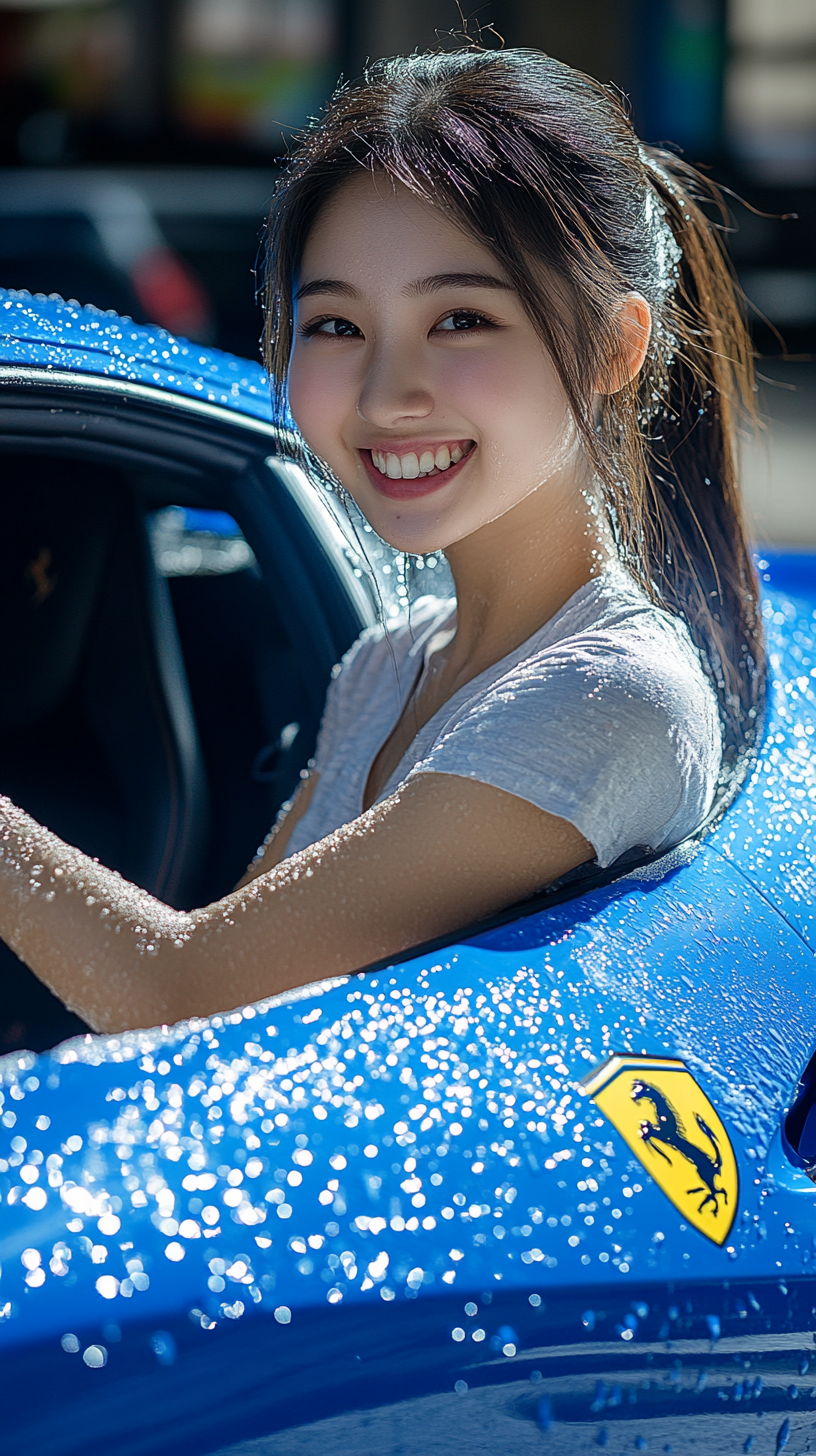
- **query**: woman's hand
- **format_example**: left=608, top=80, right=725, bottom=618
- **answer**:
left=0, top=778, right=591, bottom=1035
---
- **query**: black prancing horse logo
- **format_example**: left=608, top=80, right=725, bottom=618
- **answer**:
left=631, top=1078, right=728, bottom=1218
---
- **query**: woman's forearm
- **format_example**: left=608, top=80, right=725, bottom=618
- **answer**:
left=0, top=792, right=349, bottom=1035
left=0, top=798, right=198, bottom=1033
left=1, top=777, right=592, bottom=1038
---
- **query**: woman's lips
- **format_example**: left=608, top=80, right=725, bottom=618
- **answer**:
left=360, top=443, right=475, bottom=500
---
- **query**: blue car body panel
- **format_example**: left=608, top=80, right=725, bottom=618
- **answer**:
left=2, top=291, right=816, bottom=1453
left=0, top=287, right=274, bottom=420
left=707, top=554, right=816, bottom=953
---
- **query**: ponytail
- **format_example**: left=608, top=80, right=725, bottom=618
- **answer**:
left=621, top=147, right=764, bottom=793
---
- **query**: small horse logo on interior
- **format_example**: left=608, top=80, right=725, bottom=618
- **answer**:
left=631, top=1078, right=728, bottom=1218
left=26, top=546, right=57, bottom=606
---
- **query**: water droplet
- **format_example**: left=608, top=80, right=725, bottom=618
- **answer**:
left=150, top=1331, right=176, bottom=1366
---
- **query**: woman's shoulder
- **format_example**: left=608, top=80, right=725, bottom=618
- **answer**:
left=521, top=565, right=713, bottom=690
left=410, top=569, right=722, bottom=868
left=463, top=565, right=720, bottom=753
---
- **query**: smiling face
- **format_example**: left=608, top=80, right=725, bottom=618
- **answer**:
left=287, top=171, right=589, bottom=556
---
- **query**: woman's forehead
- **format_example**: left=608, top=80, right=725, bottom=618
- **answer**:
left=300, top=171, right=509, bottom=282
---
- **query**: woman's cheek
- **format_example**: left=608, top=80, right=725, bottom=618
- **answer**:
left=438, top=349, right=502, bottom=411
left=287, top=351, right=348, bottom=458
left=287, top=358, right=324, bottom=450
left=439, top=346, right=544, bottom=437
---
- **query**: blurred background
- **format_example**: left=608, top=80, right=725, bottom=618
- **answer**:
left=0, top=0, right=813, bottom=545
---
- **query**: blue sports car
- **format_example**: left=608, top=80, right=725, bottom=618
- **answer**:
left=2, top=289, right=816, bottom=1455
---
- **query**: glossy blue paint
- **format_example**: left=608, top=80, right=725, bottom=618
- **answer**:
left=1, top=833, right=814, bottom=1332
left=707, top=551, right=816, bottom=952
left=2, top=587, right=816, bottom=1451
left=3, top=297, right=816, bottom=1452
left=0, top=287, right=274, bottom=420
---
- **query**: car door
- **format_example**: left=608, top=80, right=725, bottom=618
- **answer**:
left=0, top=365, right=374, bottom=1052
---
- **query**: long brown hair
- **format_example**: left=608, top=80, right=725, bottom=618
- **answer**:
left=264, top=48, right=765, bottom=809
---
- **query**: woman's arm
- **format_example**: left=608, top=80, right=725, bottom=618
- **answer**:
left=0, top=777, right=591, bottom=1035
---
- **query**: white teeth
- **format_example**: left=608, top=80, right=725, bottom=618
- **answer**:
left=370, top=443, right=470, bottom=478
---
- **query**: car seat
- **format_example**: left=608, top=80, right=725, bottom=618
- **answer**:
left=0, top=455, right=208, bottom=1052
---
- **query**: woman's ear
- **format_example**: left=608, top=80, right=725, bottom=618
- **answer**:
left=598, top=293, right=652, bottom=394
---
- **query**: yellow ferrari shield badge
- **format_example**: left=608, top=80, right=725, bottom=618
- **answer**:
left=581, top=1054, right=738, bottom=1245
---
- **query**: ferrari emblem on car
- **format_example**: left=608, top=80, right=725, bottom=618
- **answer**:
left=581, top=1054, right=738, bottom=1245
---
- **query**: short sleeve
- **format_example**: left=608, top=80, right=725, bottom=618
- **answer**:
left=404, top=621, right=722, bottom=868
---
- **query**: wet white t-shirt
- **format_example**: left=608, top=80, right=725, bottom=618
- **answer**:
left=286, top=565, right=722, bottom=868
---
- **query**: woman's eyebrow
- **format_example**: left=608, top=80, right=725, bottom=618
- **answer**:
left=295, top=278, right=359, bottom=301
left=406, top=271, right=513, bottom=295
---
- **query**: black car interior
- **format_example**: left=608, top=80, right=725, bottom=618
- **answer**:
left=0, top=386, right=368, bottom=1054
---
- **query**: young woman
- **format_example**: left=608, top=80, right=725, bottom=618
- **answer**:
left=0, top=48, right=763, bottom=1035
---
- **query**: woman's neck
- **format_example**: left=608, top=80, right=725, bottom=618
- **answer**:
left=363, top=458, right=608, bottom=810
left=442, top=461, right=609, bottom=679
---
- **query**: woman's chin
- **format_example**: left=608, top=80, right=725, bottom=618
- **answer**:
left=372, top=524, right=450, bottom=557
left=345, top=496, right=448, bottom=557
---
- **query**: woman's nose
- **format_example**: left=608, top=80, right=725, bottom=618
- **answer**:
left=356, top=343, right=434, bottom=427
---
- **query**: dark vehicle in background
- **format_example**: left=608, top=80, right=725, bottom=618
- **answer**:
left=0, top=172, right=214, bottom=341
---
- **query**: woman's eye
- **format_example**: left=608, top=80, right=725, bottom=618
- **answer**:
left=305, top=316, right=361, bottom=338
left=435, top=311, right=491, bottom=333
